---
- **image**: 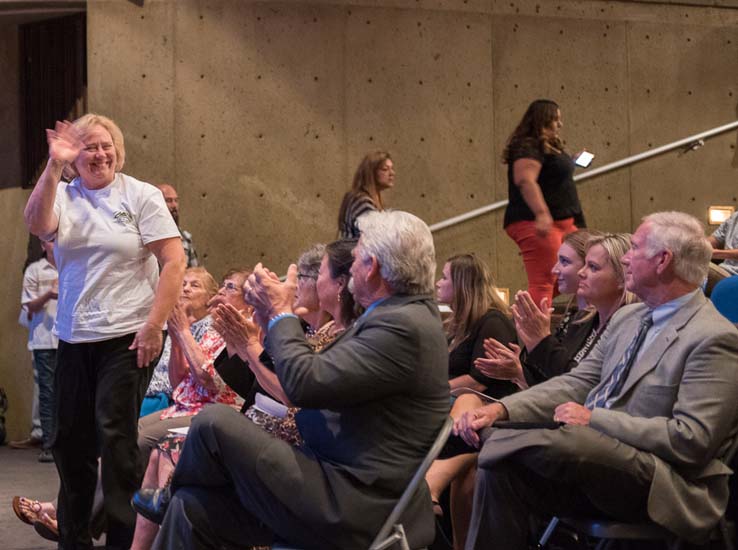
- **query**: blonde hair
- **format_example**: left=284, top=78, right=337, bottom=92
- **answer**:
left=445, top=254, right=509, bottom=351
left=577, top=233, right=637, bottom=323
left=65, top=113, right=126, bottom=179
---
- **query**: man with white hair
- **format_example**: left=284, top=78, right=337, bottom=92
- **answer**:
left=457, top=211, right=738, bottom=549
left=135, top=210, right=450, bottom=550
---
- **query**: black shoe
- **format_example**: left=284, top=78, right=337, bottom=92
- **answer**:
left=131, top=487, right=171, bottom=525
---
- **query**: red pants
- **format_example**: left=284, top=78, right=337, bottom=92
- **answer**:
left=506, top=218, right=577, bottom=307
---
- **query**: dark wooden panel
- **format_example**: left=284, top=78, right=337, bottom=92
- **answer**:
left=20, top=12, right=86, bottom=189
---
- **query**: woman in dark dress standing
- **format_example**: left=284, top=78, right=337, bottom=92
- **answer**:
left=503, top=99, right=586, bottom=308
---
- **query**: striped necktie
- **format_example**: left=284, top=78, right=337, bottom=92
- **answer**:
left=585, top=311, right=654, bottom=410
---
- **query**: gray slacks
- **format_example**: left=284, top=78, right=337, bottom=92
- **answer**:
left=465, top=425, right=656, bottom=550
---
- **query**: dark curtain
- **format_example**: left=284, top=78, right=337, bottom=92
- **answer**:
left=20, top=12, right=87, bottom=190
left=20, top=13, right=86, bottom=271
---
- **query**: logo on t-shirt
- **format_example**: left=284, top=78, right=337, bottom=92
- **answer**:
left=113, top=210, right=134, bottom=225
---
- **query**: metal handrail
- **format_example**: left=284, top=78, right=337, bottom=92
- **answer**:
left=429, top=119, right=738, bottom=233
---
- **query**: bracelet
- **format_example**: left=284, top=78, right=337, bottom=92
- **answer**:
left=267, top=312, right=298, bottom=332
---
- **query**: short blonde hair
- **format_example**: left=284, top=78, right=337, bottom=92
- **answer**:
left=66, top=113, right=126, bottom=178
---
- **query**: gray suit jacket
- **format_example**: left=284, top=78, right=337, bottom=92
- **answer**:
left=480, top=291, right=738, bottom=541
left=266, top=294, right=450, bottom=548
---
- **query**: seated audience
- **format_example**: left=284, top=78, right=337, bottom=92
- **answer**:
left=457, top=211, right=738, bottom=549
left=136, top=269, right=247, bottom=462
left=141, top=267, right=218, bottom=417
left=477, top=232, right=634, bottom=389
left=131, top=267, right=253, bottom=550
left=337, top=150, right=394, bottom=238
left=133, top=210, right=449, bottom=550
left=708, top=209, right=738, bottom=275
left=214, top=239, right=361, bottom=444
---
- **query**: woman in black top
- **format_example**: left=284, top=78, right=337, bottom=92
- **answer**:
left=336, top=150, right=395, bottom=238
left=503, top=99, right=586, bottom=308
left=435, top=254, right=517, bottom=398
left=428, top=253, right=516, bottom=550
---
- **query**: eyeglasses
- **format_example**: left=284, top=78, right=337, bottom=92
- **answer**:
left=297, top=273, right=318, bottom=281
left=221, top=281, right=241, bottom=293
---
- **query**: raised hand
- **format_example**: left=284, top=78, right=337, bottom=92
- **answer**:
left=212, top=303, right=261, bottom=360
left=511, top=290, right=552, bottom=351
left=474, top=338, right=528, bottom=389
left=46, top=120, right=83, bottom=164
left=244, top=263, right=297, bottom=322
left=167, top=302, right=191, bottom=338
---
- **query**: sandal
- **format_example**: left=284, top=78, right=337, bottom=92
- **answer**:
left=12, top=496, right=42, bottom=525
left=33, top=514, right=59, bottom=542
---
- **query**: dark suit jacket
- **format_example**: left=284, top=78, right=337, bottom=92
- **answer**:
left=481, top=291, right=738, bottom=541
left=266, top=293, right=450, bottom=548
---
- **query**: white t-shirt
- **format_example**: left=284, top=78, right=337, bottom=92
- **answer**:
left=50, top=173, right=181, bottom=343
left=20, top=257, right=59, bottom=350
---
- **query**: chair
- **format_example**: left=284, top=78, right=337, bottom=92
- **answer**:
left=705, top=263, right=732, bottom=298
left=273, top=415, right=454, bottom=550
left=711, top=275, right=738, bottom=323
left=538, top=431, right=738, bottom=550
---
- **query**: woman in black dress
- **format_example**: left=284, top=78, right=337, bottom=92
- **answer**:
left=435, top=254, right=517, bottom=398
left=427, top=253, right=517, bottom=550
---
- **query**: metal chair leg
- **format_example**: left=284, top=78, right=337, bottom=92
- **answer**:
left=537, top=517, right=560, bottom=549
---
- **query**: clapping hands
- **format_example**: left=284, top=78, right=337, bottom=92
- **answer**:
left=243, top=263, right=297, bottom=324
left=212, top=303, right=262, bottom=360
left=474, top=338, right=528, bottom=390
left=511, top=291, right=553, bottom=351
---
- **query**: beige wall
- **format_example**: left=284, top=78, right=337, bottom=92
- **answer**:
left=85, top=0, right=738, bottom=286
left=2, top=0, right=737, bottom=439
left=0, top=22, right=36, bottom=442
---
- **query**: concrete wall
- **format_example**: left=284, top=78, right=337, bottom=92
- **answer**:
left=0, top=22, right=36, bottom=442
left=84, top=0, right=738, bottom=287
left=2, top=0, right=737, bottom=439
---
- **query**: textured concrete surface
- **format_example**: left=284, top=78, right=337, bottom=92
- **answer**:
left=2, top=0, right=738, bottom=440
left=84, top=0, right=738, bottom=285
left=0, top=446, right=59, bottom=550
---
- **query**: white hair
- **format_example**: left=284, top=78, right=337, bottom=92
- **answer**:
left=642, top=211, right=712, bottom=285
left=356, top=210, right=436, bottom=295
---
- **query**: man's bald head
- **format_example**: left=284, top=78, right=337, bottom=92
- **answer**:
left=157, top=183, right=179, bottom=225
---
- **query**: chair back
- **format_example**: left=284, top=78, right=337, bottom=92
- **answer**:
left=369, top=416, right=454, bottom=550
left=710, top=275, right=738, bottom=323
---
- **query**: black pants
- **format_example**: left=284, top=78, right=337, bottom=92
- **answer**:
left=52, top=333, right=149, bottom=550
